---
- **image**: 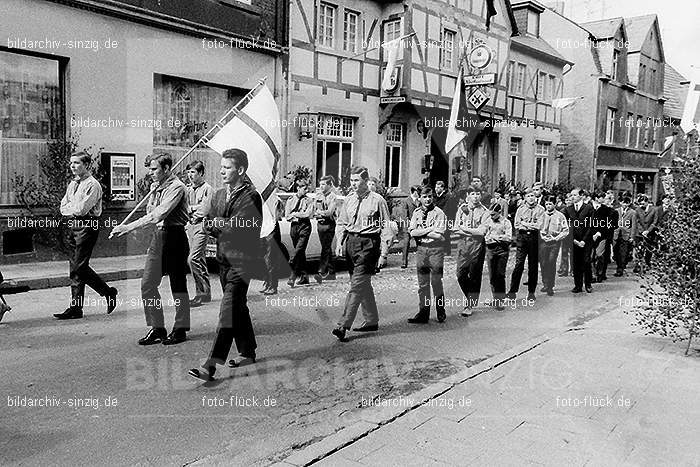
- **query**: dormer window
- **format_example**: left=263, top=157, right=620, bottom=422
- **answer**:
left=527, top=10, right=540, bottom=37
left=611, top=49, right=619, bottom=81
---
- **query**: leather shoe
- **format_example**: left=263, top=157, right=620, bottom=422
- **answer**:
left=54, top=308, right=83, bottom=320
left=585, top=286, right=593, bottom=293
left=228, top=354, right=256, bottom=368
left=287, top=277, right=296, bottom=287
left=571, top=287, right=582, bottom=293
left=613, top=271, right=623, bottom=277
left=437, top=309, right=446, bottom=323
left=105, top=287, right=118, bottom=314
left=546, top=288, right=554, bottom=296
left=189, top=296, right=206, bottom=308
left=313, top=273, right=323, bottom=284
left=353, top=323, right=379, bottom=332
left=188, top=367, right=215, bottom=381
left=262, top=287, right=278, bottom=295
left=540, top=286, right=547, bottom=292
left=460, top=307, right=474, bottom=317
left=332, top=327, right=347, bottom=341
left=138, top=327, right=167, bottom=345
left=527, top=293, right=536, bottom=302
left=296, top=275, right=309, bottom=286
left=162, top=329, right=187, bottom=345
left=259, top=282, right=270, bottom=293
left=324, top=274, right=337, bottom=281
left=505, top=292, right=516, bottom=300
left=408, top=313, right=429, bottom=324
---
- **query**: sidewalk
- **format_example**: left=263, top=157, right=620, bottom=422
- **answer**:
left=278, top=308, right=700, bottom=466
left=0, top=255, right=146, bottom=290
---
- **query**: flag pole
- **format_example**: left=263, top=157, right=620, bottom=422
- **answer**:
left=340, top=32, right=416, bottom=63
left=110, top=76, right=268, bottom=237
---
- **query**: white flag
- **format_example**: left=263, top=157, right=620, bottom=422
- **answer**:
left=680, top=74, right=700, bottom=135
left=445, top=65, right=467, bottom=154
left=381, top=38, right=402, bottom=92
left=205, top=85, right=281, bottom=237
left=551, top=97, right=583, bottom=110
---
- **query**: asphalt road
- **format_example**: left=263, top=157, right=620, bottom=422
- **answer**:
left=0, top=255, right=639, bottom=466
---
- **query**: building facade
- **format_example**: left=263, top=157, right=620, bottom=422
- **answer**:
left=0, top=0, right=287, bottom=263
left=540, top=9, right=666, bottom=198
left=287, top=0, right=520, bottom=194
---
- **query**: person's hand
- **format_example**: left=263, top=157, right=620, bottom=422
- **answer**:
left=593, top=232, right=601, bottom=241
left=110, top=224, right=129, bottom=238
left=335, top=243, right=344, bottom=257
left=642, top=230, right=649, bottom=237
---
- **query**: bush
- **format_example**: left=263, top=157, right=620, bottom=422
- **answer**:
left=628, top=153, right=700, bottom=355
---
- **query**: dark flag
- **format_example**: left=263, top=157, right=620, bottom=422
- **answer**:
left=486, top=0, right=497, bottom=30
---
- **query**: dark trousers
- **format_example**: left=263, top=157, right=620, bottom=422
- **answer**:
left=456, top=238, right=485, bottom=306
left=68, top=226, right=110, bottom=310
left=399, top=230, right=415, bottom=266
left=486, top=242, right=509, bottom=301
left=603, top=236, right=613, bottom=276
left=416, top=245, right=445, bottom=315
left=290, top=221, right=311, bottom=277
left=442, top=230, right=452, bottom=256
left=317, top=223, right=336, bottom=276
left=558, top=238, right=571, bottom=275
left=634, top=234, right=655, bottom=268
left=141, top=227, right=191, bottom=330
left=509, top=231, right=539, bottom=295
left=207, top=266, right=256, bottom=365
left=592, top=238, right=607, bottom=279
left=539, top=240, right=561, bottom=290
left=572, top=241, right=592, bottom=290
left=613, top=238, right=632, bottom=272
left=338, top=234, right=380, bottom=329
left=262, top=222, right=286, bottom=289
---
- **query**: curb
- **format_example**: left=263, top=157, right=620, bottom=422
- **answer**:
left=274, top=332, right=556, bottom=467
left=10, top=268, right=144, bottom=291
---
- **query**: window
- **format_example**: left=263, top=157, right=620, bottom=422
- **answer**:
left=343, top=9, right=359, bottom=53
left=316, top=114, right=354, bottom=186
left=643, top=117, right=651, bottom=148
left=538, top=71, right=547, bottom=100
left=626, top=112, right=634, bottom=146
left=441, top=29, right=455, bottom=70
left=636, top=115, right=643, bottom=148
left=638, top=63, right=646, bottom=90
left=319, top=3, right=337, bottom=48
left=384, top=19, right=402, bottom=43
left=0, top=50, right=62, bottom=205
left=527, top=11, right=540, bottom=37
left=509, top=138, right=520, bottom=181
left=384, top=123, right=403, bottom=188
left=507, top=61, right=515, bottom=93
left=516, top=63, right=526, bottom=95
left=650, top=68, right=656, bottom=94
left=153, top=74, right=245, bottom=148
left=549, top=75, right=556, bottom=100
left=534, top=142, right=550, bottom=183
left=611, top=50, right=619, bottom=80
left=605, top=107, right=617, bottom=144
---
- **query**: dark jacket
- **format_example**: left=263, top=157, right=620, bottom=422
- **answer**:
left=590, top=204, right=614, bottom=241
left=564, top=202, right=594, bottom=244
left=632, top=206, right=659, bottom=239
left=203, top=183, right=263, bottom=271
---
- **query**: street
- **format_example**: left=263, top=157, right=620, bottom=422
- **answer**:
left=0, top=256, right=639, bottom=466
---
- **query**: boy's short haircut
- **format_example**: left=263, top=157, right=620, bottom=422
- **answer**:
left=71, top=151, right=92, bottom=166
left=637, top=193, right=649, bottom=203
left=221, top=148, right=249, bottom=170
left=319, top=175, right=336, bottom=186
left=489, top=202, right=503, bottom=213
left=435, top=180, right=445, bottom=188
left=466, top=185, right=482, bottom=194
left=621, top=196, right=631, bottom=204
left=420, top=186, right=433, bottom=196
left=351, top=166, right=369, bottom=180
left=545, top=195, right=557, bottom=204
left=410, top=185, right=422, bottom=194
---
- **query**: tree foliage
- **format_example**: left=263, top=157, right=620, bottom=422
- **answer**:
left=629, top=152, right=700, bottom=355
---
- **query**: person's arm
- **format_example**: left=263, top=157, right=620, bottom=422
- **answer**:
left=410, top=210, right=431, bottom=237
left=192, top=184, right=213, bottom=220
left=553, top=213, right=569, bottom=242
left=68, top=180, right=101, bottom=217
left=646, top=208, right=660, bottom=234
left=502, top=219, right=513, bottom=242
left=296, top=197, right=314, bottom=219
left=118, top=183, right=184, bottom=234
left=425, top=210, right=446, bottom=240
left=334, top=198, right=349, bottom=250
left=514, top=206, right=525, bottom=231
left=59, top=185, right=72, bottom=217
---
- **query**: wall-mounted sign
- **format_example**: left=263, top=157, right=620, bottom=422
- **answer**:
left=463, top=73, right=496, bottom=86
left=101, top=152, right=136, bottom=201
left=467, top=44, right=493, bottom=69
left=380, top=96, right=406, bottom=104
left=468, top=88, right=490, bottom=110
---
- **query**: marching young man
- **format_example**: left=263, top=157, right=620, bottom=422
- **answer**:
left=111, top=153, right=191, bottom=345
left=613, top=196, right=635, bottom=276
left=313, top=175, right=338, bottom=283
left=407, top=186, right=447, bottom=324
left=189, top=149, right=263, bottom=381
left=564, top=188, right=594, bottom=293
left=55, top=151, right=118, bottom=320
left=632, top=193, right=659, bottom=273
left=453, top=185, right=490, bottom=316
left=332, top=167, right=391, bottom=341
left=285, top=179, right=314, bottom=286
left=539, top=196, right=569, bottom=296
left=507, top=188, right=545, bottom=301
left=397, top=185, right=421, bottom=268
left=483, top=202, right=512, bottom=311
left=185, top=161, right=213, bottom=307
left=433, top=180, right=455, bottom=256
